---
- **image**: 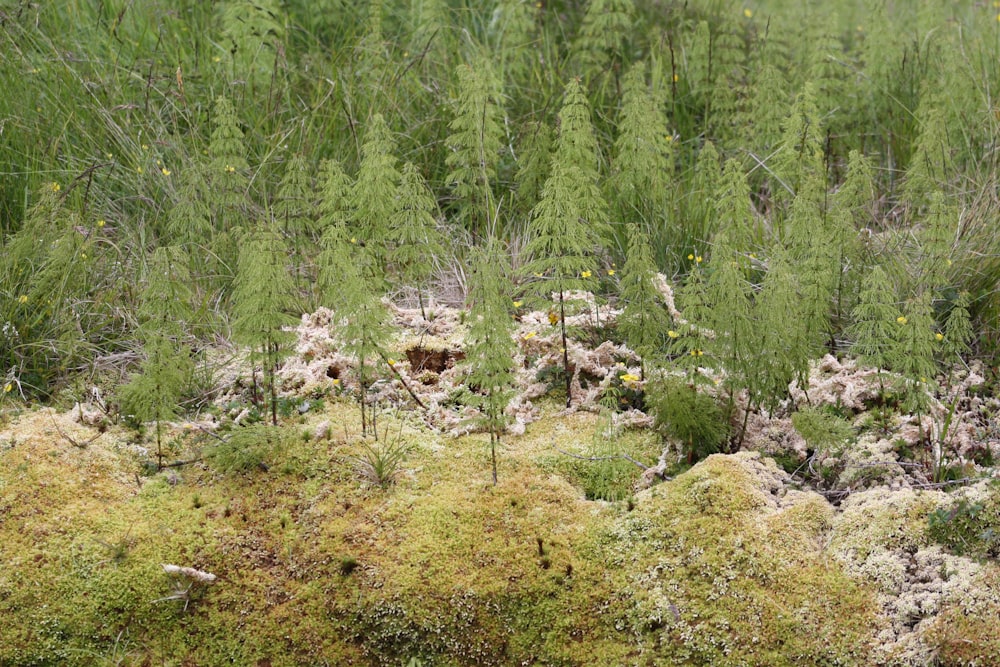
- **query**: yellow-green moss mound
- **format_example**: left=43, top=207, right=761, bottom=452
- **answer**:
left=1, top=405, right=996, bottom=666
left=595, top=452, right=882, bottom=666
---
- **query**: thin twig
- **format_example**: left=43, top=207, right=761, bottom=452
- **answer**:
left=188, top=422, right=227, bottom=442
left=742, top=148, right=793, bottom=195
left=158, top=457, right=203, bottom=469
left=48, top=410, right=102, bottom=449
left=848, top=461, right=927, bottom=469
left=911, top=477, right=979, bottom=490
left=377, top=351, right=427, bottom=409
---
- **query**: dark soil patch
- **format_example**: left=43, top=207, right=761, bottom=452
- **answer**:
left=406, top=346, right=465, bottom=373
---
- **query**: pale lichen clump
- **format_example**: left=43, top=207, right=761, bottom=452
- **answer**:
left=789, top=354, right=882, bottom=411
left=278, top=308, right=356, bottom=394
left=829, top=486, right=1000, bottom=664
left=740, top=412, right=810, bottom=462
left=831, top=432, right=913, bottom=491
left=276, top=297, right=643, bottom=441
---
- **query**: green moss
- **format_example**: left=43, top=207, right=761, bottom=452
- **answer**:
left=556, top=422, right=662, bottom=501
left=594, top=454, right=882, bottom=665
left=205, top=423, right=290, bottom=473
left=830, top=488, right=945, bottom=563
left=0, top=405, right=932, bottom=665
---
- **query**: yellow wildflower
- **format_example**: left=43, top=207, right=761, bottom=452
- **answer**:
left=350, top=237, right=357, bottom=244
left=620, top=373, right=640, bottom=383
left=744, top=8, right=752, bottom=18
left=387, top=359, right=396, bottom=367
left=136, top=166, right=143, bottom=174
left=696, top=256, right=703, bottom=263
left=897, top=316, right=907, bottom=325
left=18, top=295, right=27, bottom=304
left=667, top=330, right=679, bottom=339
left=673, top=73, right=679, bottom=82
left=3, top=382, right=11, bottom=393
left=665, top=135, right=673, bottom=142
left=213, top=56, right=221, bottom=63
left=80, top=253, right=87, bottom=260
left=97, top=219, right=105, bottom=228
left=688, top=253, right=695, bottom=260
left=513, top=300, right=523, bottom=308
left=935, top=333, right=944, bottom=341
left=581, top=270, right=592, bottom=278
left=607, top=269, right=615, bottom=276
left=332, top=378, right=340, bottom=385
left=548, top=311, right=559, bottom=325
left=161, top=167, right=171, bottom=176
left=50, top=182, right=61, bottom=193
left=523, top=331, right=537, bottom=340
left=225, top=165, right=236, bottom=173
left=141, top=144, right=149, bottom=151
left=690, top=349, right=704, bottom=357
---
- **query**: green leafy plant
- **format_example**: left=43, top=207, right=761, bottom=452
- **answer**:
left=488, top=0, right=540, bottom=84
left=231, top=222, right=298, bottom=426
left=206, top=424, right=288, bottom=473
left=850, top=265, right=903, bottom=393
left=646, top=376, right=729, bottom=464
left=571, top=382, right=649, bottom=501
left=389, top=162, right=447, bottom=318
left=572, top=0, right=634, bottom=108
left=319, top=230, right=394, bottom=438
left=791, top=407, right=855, bottom=456
left=522, top=78, right=608, bottom=407
left=609, top=61, right=673, bottom=251
left=206, top=95, right=252, bottom=278
left=616, top=224, right=672, bottom=376
left=276, top=152, right=317, bottom=298
left=445, top=59, right=506, bottom=241
left=118, top=247, right=194, bottom=468
left=1, top=184, right=96, bottom=398
left=218, top=0, right=286, bottom=93
left=461, top=242, right=518, bottom=484
left=352, top=437, right=412, bottom=490
left=350, top=112, right=402, bottom=269
left=702, top=229, right=755, bottom=448
left=928, top=487, right=1000, bottom=561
